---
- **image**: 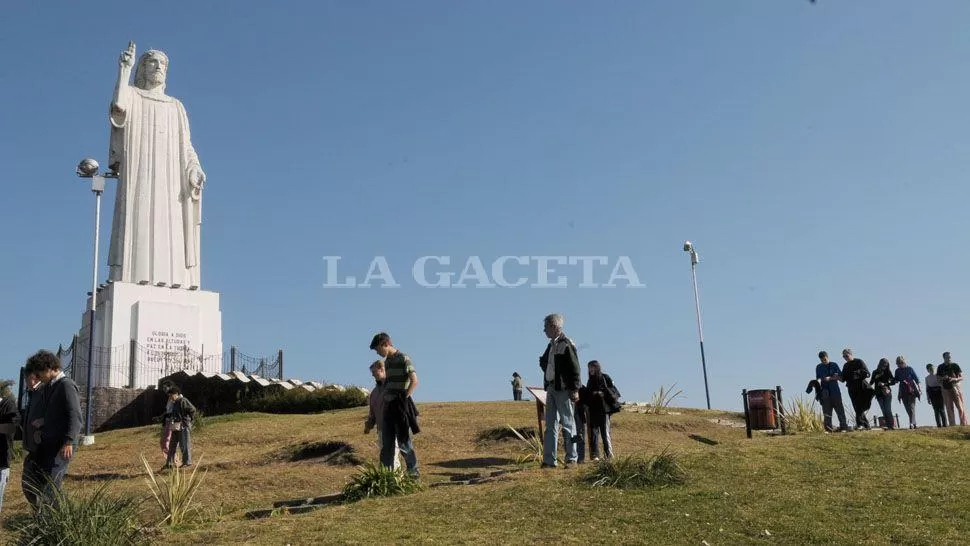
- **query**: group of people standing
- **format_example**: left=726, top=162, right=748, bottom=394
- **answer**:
left=537, top=313, right=621, bottom=468
left=361, top=318, right=623, bottom=475
left=813, top=348, right=966, bottom=431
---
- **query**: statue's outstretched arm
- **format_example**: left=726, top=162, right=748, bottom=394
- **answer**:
left=110, top=41, right=136, bottom=127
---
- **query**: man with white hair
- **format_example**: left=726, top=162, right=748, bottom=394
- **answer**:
left=539, top=313, right=581, bottom=468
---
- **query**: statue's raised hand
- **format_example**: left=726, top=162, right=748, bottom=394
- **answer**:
left=119, top=41, right=136, bottom=69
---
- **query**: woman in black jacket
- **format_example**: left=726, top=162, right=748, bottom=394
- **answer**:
left=584, top=361, right=619, bottom=460
left=870, top=358, right=895, bottom=429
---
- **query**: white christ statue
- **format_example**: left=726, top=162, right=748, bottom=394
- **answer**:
left=107, top=41, right=206, bottom=290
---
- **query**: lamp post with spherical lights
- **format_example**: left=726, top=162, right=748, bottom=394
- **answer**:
left=683, top=241, right=711, bottom=410
left=75, top=158, right=117, bottom=443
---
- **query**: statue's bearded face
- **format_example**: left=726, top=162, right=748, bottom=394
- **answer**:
left=141, top=56, right=167, bottom=86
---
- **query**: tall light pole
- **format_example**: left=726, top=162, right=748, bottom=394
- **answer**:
left=75, top=158, right=117, bottom=444
left=683, top=240, right=711, bottom=410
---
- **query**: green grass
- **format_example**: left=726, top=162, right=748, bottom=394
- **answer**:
left=1, top=403, right=968, bottom=544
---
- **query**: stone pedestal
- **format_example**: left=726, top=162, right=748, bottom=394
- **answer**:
left=77, top=282, right=222, bottom=389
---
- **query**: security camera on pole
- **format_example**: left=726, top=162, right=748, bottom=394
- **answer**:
left=683, top=241, right=711, bottom=410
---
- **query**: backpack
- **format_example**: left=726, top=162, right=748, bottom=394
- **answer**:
left=604, top=375, right=623, bottom=414
left=899, top=378, right=920, bottom=399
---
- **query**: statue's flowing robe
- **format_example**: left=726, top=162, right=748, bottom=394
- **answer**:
left=107, top=86, right=202, bottom=289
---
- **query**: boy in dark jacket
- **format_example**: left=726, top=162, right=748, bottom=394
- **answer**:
left=163, top=386, right=197, bottom=469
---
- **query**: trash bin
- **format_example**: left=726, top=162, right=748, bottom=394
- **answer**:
left=877, top=415, right=898, bottom=429
left=747, top=389, right=777, bottom=430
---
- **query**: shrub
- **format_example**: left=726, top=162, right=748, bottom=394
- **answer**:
left=582, top=450, right=687, bottom=489
left=342, top=461, right=422, bottom=502
left=781, top=396, right=824, bottom=434
left=189, top=411, right=207, bottom=434
left=142, top=453, right=208, bottom=526
left=15, top=481, right=148, bottom=545
left=505, top=424, right=557, bottom=466
left=646, top=384, right=683, bottom=414
left=242, top=386, right=367, bottom=414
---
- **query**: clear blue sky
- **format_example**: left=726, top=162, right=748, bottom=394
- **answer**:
left=3, top=1, right=969, bottom=421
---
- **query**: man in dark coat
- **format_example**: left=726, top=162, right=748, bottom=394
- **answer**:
left=22, top=350, right=82, bottom=510
left=840, top=348, right=872, bottom=430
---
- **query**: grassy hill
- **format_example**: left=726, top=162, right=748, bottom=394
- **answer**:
left=2, top=401, right=969, bottom=544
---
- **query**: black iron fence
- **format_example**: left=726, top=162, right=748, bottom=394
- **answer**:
left=28, top=336, right=282, bottom=401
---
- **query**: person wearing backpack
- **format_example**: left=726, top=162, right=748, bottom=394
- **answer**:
left=893, top=356, right=920, bottom=429
left=585, top=360, right=619, bottom=460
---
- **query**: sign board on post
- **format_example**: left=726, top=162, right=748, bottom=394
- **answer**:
left=526, top=386, right=546, bottom=439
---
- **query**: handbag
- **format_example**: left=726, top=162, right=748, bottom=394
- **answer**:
left=604, top=375, right=623, bottom=414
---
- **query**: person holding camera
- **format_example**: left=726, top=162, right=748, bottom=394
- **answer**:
left=869, top=358, right=896, bottom=429
left=937, top=352, right=967, bottom=426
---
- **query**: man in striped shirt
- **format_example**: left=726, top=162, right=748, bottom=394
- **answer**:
left=370, top=332, right=420, bottom=476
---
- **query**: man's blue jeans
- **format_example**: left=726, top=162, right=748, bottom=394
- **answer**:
left=543, top=389, right=577, bottom=466
left=167, top=427, right=192, bottom=466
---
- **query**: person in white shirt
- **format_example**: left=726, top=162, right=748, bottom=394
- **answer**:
left=925, top=363, right=948, bottom=428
